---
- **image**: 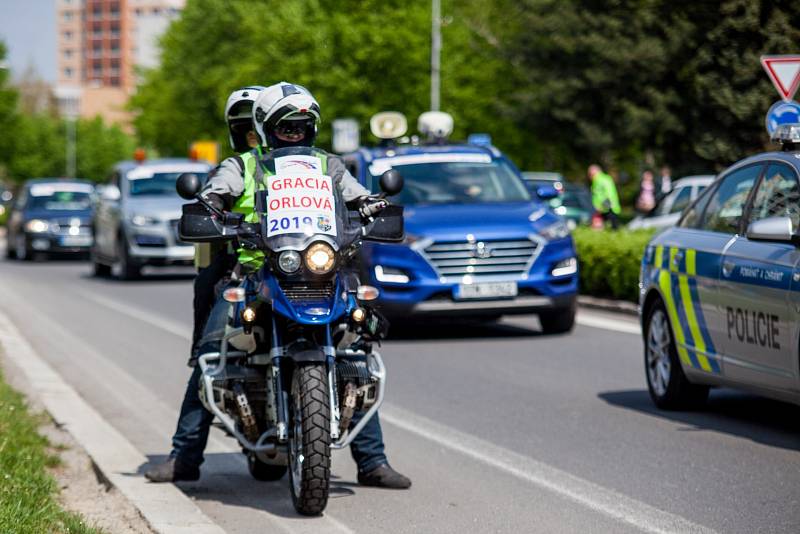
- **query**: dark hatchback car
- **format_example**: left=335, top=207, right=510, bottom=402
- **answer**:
left=6, top=179, right=95, bottom=260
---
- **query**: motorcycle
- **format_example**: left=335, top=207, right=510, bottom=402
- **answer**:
left=175, top=146, right=404, bottom=515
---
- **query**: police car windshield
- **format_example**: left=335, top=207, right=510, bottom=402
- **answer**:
left=372, top=160, right=530, bottom=205
left=129, top=172, right=208, bottom=196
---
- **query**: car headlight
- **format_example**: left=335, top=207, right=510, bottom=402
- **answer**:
left=304, top=242, right=335, bottom=274
left=278, top=250, right=302, bottom=273
left=25, top=219, right=50, bottom=233
left=130, top=214, right=159, bottom=226
left=539, top=220, right=570, bottom=241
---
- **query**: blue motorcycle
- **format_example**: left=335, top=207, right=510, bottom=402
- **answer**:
left=176, top=146, right=403, bottom=515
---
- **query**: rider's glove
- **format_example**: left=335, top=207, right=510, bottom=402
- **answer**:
left=359, top=198, right=388, bottom=218
left=204, top=193, right=225, bottom=212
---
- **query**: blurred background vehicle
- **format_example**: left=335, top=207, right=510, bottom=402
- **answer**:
left=5, top=178, right=95, bottom=261
left=343, top=112, right=578, bottom=333
left=90, top=158, right=211, bottom=279
left=627, top=175, right=714, bottom=230
left=522, top=171, right=593, bottom=228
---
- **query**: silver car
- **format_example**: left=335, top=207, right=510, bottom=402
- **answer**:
left=91, top=158, right=211, bottom=279
left=639, top=138, right=800, bottom=408
left=627, top=175, right=714, bottom=230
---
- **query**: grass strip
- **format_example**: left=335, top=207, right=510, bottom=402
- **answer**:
left=0, top=367, right=102, bottom=533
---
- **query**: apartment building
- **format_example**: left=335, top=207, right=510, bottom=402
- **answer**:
left=56, top=0, right=183, bottom=126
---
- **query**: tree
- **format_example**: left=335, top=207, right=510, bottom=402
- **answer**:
left=0, top=41, right=20, bottom=182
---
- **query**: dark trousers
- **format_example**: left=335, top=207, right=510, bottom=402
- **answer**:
left=192, top=252, right=237, bottom=354
left=170, top=366, right=387, bottom=473
left=602, top=211, right=620, bottom=230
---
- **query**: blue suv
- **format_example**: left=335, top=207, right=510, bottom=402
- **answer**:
left=342, top=139, right=578, bottom=333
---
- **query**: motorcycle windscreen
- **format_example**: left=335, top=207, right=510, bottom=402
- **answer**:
left=255, top=146, right=362, bottom=253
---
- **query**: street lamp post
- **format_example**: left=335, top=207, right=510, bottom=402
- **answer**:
left=431, top=0, right=441, bottom=111
left=55, top=87, right=81, bottom=178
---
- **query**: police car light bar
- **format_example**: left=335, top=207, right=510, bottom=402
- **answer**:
left=771, top=123, right=800, bottom=148
left=370, top=112, right=408, bottom=140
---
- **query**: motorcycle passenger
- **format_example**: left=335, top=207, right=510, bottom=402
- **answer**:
left=145, top=82, right=411, bottom=490
left=191, top=86, right=265, bottom=356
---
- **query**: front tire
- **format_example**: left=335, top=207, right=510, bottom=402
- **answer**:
left=15, top=235, right=29, bottom=261
left=247, top=453, right=288, bottom=481
left=116, top=233, right=141, bottom=280
left=644, top=300, right=708, bottom=410
left=288, top=364, right=331, bottom=516
left=539, top=305, right=576, bottom=334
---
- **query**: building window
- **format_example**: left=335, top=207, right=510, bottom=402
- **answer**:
left=152, top=7, right=160, bottom=14
left=63, top=11, right=73, bottom=21
left=64, top=67, right=73, bottom=78
left=64, top=30, right=73, bottom=40
left=110, top=77, right=121, bottom=87
left=63, top=49, right=73, bottom=59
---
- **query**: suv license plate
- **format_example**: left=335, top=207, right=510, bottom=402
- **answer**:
left=455, top=282, right=518, bottom=300
left=60, top=235, right=92, bottom=247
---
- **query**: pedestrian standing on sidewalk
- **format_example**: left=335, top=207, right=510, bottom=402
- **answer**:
left=588, top=164, right=621, bottom=230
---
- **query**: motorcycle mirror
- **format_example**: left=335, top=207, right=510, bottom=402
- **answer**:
left=379, top=169, right=404, bottom=197
left=176, top=173, right=201, bottom=200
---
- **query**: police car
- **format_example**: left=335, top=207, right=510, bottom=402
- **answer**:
left=342, top=112, right=579, bottom=333
left=639, top=123, right=800, bottom=408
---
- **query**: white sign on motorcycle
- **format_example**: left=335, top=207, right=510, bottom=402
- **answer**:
left=268, top=155, right=337, bottom=238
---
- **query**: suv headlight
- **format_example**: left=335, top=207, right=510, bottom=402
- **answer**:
left=304, top=242, right=335, bottom=274
left=25, top=219, right=50, bottom=233
left=130, top=214, right=159, bottom=226
left=278, top=250, right=301, bottom=273
left=539, top=220, right=570, bottom=241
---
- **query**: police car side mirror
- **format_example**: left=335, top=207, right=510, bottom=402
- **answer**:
left=536, top=185, right=559, bottom=201
left=746, top=216, right=795, bottom=244
left=379, top=169, right=404, bottom=197
left=176, top=173, right=201, bottom=200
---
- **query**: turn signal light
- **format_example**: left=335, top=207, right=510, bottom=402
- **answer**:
left=223, top=287, right=246, bottom=303
left=357, top=285, right=379, bottom=301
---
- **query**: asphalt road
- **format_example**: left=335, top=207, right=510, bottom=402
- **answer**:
left=0, top=256, right=798, bottom=533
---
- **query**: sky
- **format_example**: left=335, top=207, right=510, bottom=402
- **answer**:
left=0, top=0, right=56, bottom=82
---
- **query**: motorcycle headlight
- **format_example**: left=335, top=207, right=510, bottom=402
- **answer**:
left=278, top=250, right=302, bottom=273
left=304, top=242, right=335, bottom=275
left=539, top=220, right=570, bottom=241
left=25, top=219, right=50, bottom=233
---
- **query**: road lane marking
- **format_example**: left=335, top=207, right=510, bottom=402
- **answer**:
left=0, top=310, right=227, bottom=534
left=381, top=404, right=717, bottom=534
left=576, top=312, right=641, bottom=335
left=80, top=292, right=192, bottom=340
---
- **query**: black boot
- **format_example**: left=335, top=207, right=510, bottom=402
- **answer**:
left=144, top=457, right=200, bottom=483
left=357, top=463, right=411, bottom=489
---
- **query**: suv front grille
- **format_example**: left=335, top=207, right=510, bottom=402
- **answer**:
left=278, top=281, right=335, bottom=302
left=424, top=239, right=538, bottom=279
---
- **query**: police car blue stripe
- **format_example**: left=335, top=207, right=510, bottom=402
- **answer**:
left=671, top=272, right=702, bottom=370
left=686, top=277, right=720, bottom=373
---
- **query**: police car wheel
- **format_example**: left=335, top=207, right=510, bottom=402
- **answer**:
left=645, top=301, right=708, bottom=410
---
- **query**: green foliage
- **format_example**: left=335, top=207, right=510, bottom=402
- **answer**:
left=0, top=40, right=134, bottom=185
left=572, top=227, right=656, bottom=302
left=467, top=0, right=800, bottom=177
left=0, top=368, right=102, bottom=534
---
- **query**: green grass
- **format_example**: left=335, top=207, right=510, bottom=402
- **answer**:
left=0, top=368, right=103, bottom=534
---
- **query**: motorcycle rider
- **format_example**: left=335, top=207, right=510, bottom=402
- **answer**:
left=191, top=86, right=265, bottom=354
left=145, top=82, right=411, bottom=490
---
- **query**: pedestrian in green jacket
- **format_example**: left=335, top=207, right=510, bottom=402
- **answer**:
left=588, top=164, right=621, bottom=229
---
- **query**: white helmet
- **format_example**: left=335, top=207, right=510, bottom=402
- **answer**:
left=252, top=82, right=321, bottom=148
left=225, top=86, right=265, bottom=152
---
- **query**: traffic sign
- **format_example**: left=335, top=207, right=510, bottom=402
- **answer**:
left=765, top=100, right=800, bottom=136
left=761, top=55, right=800, bottom=102
left=332, top=118, right=360, bottom=154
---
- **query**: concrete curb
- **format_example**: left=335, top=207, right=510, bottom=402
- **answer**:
left=577, top=295, right=639, bottom=317
left=0, top=310, right=226, bottom=534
